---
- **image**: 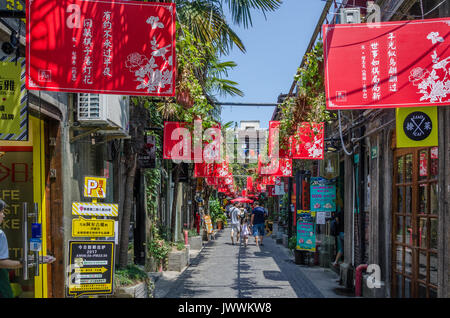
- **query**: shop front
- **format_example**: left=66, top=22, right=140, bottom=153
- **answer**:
left=392, top=146, right=439, bottom=298
left=0, top=116, right=48, bottom=297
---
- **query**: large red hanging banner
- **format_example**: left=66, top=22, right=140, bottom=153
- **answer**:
left=26, top=0, right=176, bottom=96
left=194, top=162, right=214, bottom=177
left=323, top=17, right=450, bottom=109
left=258, top=156, right=293, bottom=177
left=246, top=176, right=253, bottom=192
left=290, top=122, right=324, bottom=160
left=163, top=122, right=190, bottom=160
left=268, top=121, right=324, bottom=160
left=268, top=121, right=290, bottom=158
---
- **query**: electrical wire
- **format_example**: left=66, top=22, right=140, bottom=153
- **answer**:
left=338, top=110, right=353, bottom=156
left=321, top=0, right=447, bottom=18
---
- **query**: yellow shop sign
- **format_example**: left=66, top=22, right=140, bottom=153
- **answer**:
left=72, top=217, right=115, bottom=237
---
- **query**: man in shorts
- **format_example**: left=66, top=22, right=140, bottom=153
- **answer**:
left=230, top=202, right=241, bottom=245
left=250, top=201, right=266, bottom=247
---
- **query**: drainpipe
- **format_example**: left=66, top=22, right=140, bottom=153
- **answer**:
left=355, top=264, right=368, bottom=297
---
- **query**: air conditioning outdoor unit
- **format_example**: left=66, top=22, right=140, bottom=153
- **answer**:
left=340, top=8, right=361, bottom=24
left=77, top=93, right=129, bottom=137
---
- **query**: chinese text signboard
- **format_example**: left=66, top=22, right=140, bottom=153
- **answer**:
left=323, top=17, right=450, bottom=109
left=67, top=241, right=114, bottom=297
left=296, top=211, right=316, bottom=252
left=138, top=134, right=156, bottom=168
left=26, top=0, right=176, bottom=96
left=0, top=56, right=28, bottom=141
left=72, top=202, right=118, bottom=217
left=310, top=177, right=336, bottom=213
left=396, top=106, right=438, bottom=148
left=72, top=218, right=115, bottom=237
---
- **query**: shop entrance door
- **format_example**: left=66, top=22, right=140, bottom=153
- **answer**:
left=0, top=116, right=48, bottom=297
left=392, top=147, right=439, bottom=298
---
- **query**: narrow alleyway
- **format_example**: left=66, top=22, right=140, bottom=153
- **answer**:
left=154, top=225, right=352, bottom=298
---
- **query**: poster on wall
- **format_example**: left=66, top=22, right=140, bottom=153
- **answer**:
left=323, top=17, right=450, bottom=109
left=0, top=56, right=28, bottom=141
left=67, top=241, right=115, bottom=297
left=296, top=221, right=316, bottom=252
left=396, top=106, right=438, bottom=148
left=310, top=177, right=336, bottom=212
left=27, top=0, right=176, bottom=96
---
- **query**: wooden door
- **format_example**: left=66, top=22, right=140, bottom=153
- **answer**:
left=392, top=147, right=439, bottom=298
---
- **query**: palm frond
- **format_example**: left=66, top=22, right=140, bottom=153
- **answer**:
left=176, top=0, right=246, bottom=54
left=222, top=0, right=282, bottom=28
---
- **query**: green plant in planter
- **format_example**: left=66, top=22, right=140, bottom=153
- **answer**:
left=187, top=229, right=199, bottom=237
left=115, top=265, right=148, bottom=288
left=148, top=237, right=171, bottom=270
left=216, top=213, right=228, bottom=226
left=172, top=240, right=186, bottom=251
left=209, top=198, right=227, bottom=228
left=288, top=236, right=297, bottom=251
left=209, top=199, right=222, bottom=222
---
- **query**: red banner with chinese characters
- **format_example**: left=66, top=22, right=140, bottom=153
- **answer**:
left=246, top=176, right=253, bottom=192
left=163, top=122, right=191, bottom=160
left=194, top=162, right=214, bottom=177
left=258, top=155, right=293, bottom=177
left=213, top=161, right=229, bottom=178
left=323, top=17, right=450, bottom=109
left=268, top=121, right=290, bottom=158
left=268, top=121, right=324, bottom=160
left=290, top=122, right=324, bottom=160
left=205, top=177, right=218, bottom=186
left=267, top=185, right=275, bottom=197
left=26, top=0, right=176, bottom=96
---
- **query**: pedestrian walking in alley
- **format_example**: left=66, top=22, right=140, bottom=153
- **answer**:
left=331, top=210, right=344, bottom=267
left=240, top=216, right=251, bottom=247
left=251, top=201, right=266, bottom=247
left=230, top=202, right=241, bottom=245
left=0, top=200, right=23, bottom=298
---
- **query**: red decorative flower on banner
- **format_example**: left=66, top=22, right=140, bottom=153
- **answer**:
left=290, top=122, right=324, bottom=160
left=214, top=161, right=229, bottom=178
left=258, top=155, right=293, bottom=177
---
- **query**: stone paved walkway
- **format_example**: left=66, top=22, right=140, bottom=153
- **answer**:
left=154, top=224, right=351, bottom=298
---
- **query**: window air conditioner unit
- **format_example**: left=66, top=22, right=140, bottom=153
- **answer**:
left=77, top=93, right=129, bottom=137
left=340, top=8, right=361, bottom=24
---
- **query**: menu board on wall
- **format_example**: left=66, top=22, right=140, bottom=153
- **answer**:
left=310, top=177, right=336, bottom=213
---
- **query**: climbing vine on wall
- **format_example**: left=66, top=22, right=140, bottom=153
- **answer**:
left=278, top=40, right=335, bottom=149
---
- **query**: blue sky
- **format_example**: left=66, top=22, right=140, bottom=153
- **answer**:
left=219, top=0, right=326, bottom=129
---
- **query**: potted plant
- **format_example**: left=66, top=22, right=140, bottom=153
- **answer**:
left=113, top=265, right=152, bottom=298
left=167, top=240, right=189, bottom=272
left=148, top=237, right=171, bottom=272
left=209, top=199, right=224, bottom=229
left=216, top=213, right=228, bottom=230
left=187, top=228, right=202, bottom=250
